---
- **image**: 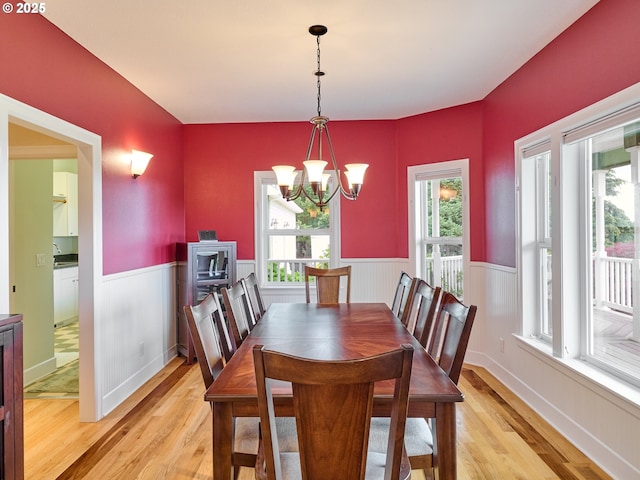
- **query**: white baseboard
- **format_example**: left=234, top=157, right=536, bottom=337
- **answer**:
left=24, top=356, right=57, bottom=386
left=102, top=347, right=178, bottom=416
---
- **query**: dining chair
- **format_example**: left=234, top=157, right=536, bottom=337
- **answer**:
left=370, top=291, right=476, bottom=478
left=391, top=271, right=413, bottom=320
left=242, top=272, right=266, bottom=320
left=402, top=279, right=441, bottom=347
left=222, top=280, right=256, bottom=346
left=183, top=294, right=259, bottom=475
left=304, top=265, right=351, bottom=304
left=253, top=343, right=414, bottom=480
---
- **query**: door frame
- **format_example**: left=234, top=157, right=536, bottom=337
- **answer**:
left=1, top=94, right=103, bottom=421
left=407, top=159, right=470, bottom=297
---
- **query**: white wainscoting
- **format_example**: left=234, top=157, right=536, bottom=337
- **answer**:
left=238, top=258, right=410, bottom=307
left=100, top=262, right=178, bottom=416
left=471, top=262, right=640, bottom=480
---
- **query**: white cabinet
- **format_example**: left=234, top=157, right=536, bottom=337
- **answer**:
left=53, top=172, right=78, bottom=236
left=53, top=266, right=78, bottom=327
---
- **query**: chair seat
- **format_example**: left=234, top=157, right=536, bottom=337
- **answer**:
left=369, top=417, right=433, bottom=457
left=234, top=417, right=299, bottom=455
left=273, top=451, right=410, bottom=480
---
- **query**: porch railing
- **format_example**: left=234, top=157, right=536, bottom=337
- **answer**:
left=266, top=259, right=328, bottom=284
left=425, top=255, right=463, bottom=297
left=595, top=256, right=633, bottom=313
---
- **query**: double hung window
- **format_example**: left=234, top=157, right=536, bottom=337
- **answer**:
left=408, top=160, right=469, bottom=300
left=254, top=171, right=340, bottom=286
left=519, top=96, right=640, bottom=386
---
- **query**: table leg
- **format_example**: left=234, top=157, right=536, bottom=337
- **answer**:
left=212, top=402, right=234, bottom=480
left=433, top=402, right=457, bottom=480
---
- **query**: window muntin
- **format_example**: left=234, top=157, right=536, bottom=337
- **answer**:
left=536, top=152, right=553, bottom=339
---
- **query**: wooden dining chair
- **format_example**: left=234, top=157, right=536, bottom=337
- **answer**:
left=391, top=271, right=413, bottom=320
left=304, top=265, right=351, bottom=304
left=427, top=291, right=477, bottom=384
left=222, top=280, right=256, bottom=346
left=401, top=278, right=441, bottom=347
left=253, top=343, right=414, bottom=480
left=370, top=291, right=476, bottom=478
left=183, top=294, right=259, bottom=475
left=242, top=272, right=266, bottom=320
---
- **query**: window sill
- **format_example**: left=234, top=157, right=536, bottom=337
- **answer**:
left=514, top=335, right=640, bottom=414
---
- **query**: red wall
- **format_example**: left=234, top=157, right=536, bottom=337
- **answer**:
left=0, top=14, right=184, bottom=274
left=396, top=102, right=485, bottom=260
left=483, top=0, right=640, bottom=267
left=183, top=120, right=398, bottom=259
left=4, top=1, right=639, bottom=271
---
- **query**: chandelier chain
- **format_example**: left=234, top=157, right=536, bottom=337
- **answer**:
left=316, top=34, right=322, bottom=117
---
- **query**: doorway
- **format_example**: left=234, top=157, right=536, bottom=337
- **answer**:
left=0, top=93, right=103, bottom=421
left=408, top=159, right=470, bottom=301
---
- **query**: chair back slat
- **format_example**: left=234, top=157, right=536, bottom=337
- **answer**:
left=428, top=291, right=476, bottom=384
left=222, top=281, right=255, bottom=347
left=391, top=271, right=413, bottom=320
left=183, top=294, right=226, bottom=388
left=304, top=265, right=351, bottom=304
left=242, top=272, right=266, bottom=319
left=402, top=279, right=441, bottom=348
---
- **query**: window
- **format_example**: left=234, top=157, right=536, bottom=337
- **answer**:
left=518, top=94, right=640, bottom=386
left=522, top=148, right=553, bottom=339
left=408, top=160, right=469, bottom=301
left=254, top=171, right=340, bottom=286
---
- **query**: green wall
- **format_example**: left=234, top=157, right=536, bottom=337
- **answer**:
left=9, top=159, right=55, bottom=373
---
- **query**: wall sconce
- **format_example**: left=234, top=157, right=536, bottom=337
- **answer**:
left=130, top=149, right=153, bottom=179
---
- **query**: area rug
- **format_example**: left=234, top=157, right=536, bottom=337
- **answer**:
left=24, top=359, right=78, bottom=398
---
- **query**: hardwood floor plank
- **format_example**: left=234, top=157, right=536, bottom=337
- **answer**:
left=24, top=360, right=610, bottom=480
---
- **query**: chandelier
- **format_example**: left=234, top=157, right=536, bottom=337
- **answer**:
left=272, top=25, right=368, bottom=210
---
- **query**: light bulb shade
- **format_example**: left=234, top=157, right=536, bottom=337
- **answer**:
left=130, top=150, right=153, bottom=178
left=288, top=171, right=299, bottom=190
left=272, top=165, right=296, bottom=186
left=303, top=160, right=328, bottom=183
left=344, top=163, right=368, bottom=185
left=344, top=170, right=354, bottom=189
left=321, top=173, right=331, bottom=192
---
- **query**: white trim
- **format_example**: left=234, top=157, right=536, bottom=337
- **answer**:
left=9, top=144, right=77, bottom=159
left=0, top=94, right=103, bottom=422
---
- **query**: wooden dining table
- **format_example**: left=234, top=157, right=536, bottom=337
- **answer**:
left=204, top=302, right=464, bottom=480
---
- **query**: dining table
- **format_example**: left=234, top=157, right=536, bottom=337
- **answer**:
left=204, top=302, right=464, bottom=480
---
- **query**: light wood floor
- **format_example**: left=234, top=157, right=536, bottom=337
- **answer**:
left=24, top=358, right=611, bottom=480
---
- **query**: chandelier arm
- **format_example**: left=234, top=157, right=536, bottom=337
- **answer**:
left=322, top=183, right=343, bottom=204
left=300, top=183, right=330, bottom=208
left=287, top=167, right=307, bottom=201
left=306, top=122, right=318, bottom=161
left=323, top=124, right=355, bottom=199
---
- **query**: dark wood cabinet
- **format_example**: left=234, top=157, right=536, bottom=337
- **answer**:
left=0, top=314, right=23, bottom=480
left=177, top=242, right=237, bottom=362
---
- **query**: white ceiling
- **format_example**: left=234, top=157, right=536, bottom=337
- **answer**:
left=43, top=0, right=599, bottom=124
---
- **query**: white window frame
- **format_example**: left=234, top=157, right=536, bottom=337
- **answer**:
left=408, top=159, right=470, bottom=300
left=254, top=170, right=341, bottom=289
left=516, top=81, right=640, bottom=387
